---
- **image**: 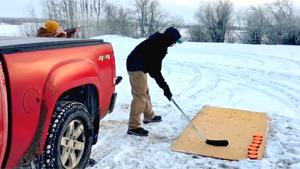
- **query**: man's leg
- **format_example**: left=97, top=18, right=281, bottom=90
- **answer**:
left=143, top=74, right=162, bottom=124
left=128, top=71, right=148, bottom=129
left=143, top=75, right=155, bottom=121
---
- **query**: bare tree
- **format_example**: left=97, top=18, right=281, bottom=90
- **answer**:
left=193, top=0, right=234, bottom=42
left=79, top=0, right=91, bottom=38
left=20, top=3, right=41, bottom=37
left=92, top=0, right=106, bottom=32
left=63, top=0, right=78, bottom=28
left=117, top=8, right=135, bottom=36
left=134, top=0, right=167, bottom=37
left=265, top=0, right=298, bottom=44
left=42, top=0, right=79, bottom=28
left=295, top=16, right=300, bottom=45
left=188, top=25, right=209, bottom=42
left=147, top=0, right=166, bottom=35
left=43, top=0, right=60, bottom=20
left=134, top=0, right=150, bottom=37
left=33, top=0, right=172, bottom=39
left=102, top=3, right=135, bottom=36
left=103, top=3, right=118, bottom=34
left=241, top=6, right=268, bottom=44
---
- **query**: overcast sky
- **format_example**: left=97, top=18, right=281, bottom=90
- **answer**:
left=1, top=0, right=300, bottom=23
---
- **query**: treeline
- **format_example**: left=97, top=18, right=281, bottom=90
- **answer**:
left=190, top=0, right=300, bottom=45
left=24, top=0, right=179, bottom=38
left=23, top=0, right=300, bottom=45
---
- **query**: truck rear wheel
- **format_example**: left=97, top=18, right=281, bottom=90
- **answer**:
left=43, top=101, right=93, bottom=169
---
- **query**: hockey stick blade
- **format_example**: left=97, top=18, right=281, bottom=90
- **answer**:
left=205, top=139, right=229, bottom=146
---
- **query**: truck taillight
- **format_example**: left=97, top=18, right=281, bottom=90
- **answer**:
left=0, top=60, right=8, bottom=167
left=0, top=62, right=6, bottom=86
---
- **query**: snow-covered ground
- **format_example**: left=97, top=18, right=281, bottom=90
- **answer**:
left=1, top=21, right=299, bottom=168
left=89, top=35, right=300, bottom=169
left=0, top=24, right=20, bottom=36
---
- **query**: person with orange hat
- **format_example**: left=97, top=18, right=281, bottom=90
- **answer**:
left=37, top=20, right=79, bottom=38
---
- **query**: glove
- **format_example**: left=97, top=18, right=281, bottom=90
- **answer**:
left=164, top=88, right=173, bottom=101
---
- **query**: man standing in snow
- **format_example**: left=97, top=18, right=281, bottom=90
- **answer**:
left=126, top=27, right=183, bottom=136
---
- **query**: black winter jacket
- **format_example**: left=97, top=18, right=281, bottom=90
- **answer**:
left=126, top=31, right=179, bottom=93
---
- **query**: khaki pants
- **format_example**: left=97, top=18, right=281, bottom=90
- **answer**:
left=128, top=71, right=155, bottom=129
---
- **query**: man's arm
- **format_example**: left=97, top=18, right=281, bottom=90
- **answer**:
left=149, top=70, right=172, bottom=101
left=37, top=27, right=57, bottom=37
left=64, top=27, right=80, bottom=38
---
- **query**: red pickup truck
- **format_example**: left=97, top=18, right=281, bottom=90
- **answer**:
left=0, top=36, right=121, bottom=168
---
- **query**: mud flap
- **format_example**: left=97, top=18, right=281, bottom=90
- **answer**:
left=108, top=93, right=117, bottom=113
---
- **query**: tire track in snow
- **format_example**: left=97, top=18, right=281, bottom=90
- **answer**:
left=166, top=61, right=221, bottom=101
left=200, top=48, right=300, bottom=70
left=216, top=65, right=300, bottom=114
left=165, top=59, right=300, bottom=118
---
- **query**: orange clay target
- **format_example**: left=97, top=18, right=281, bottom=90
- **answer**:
left=250, top=143, right=260, bottom=148
left=248, top=146, right=258, bottom=151
left=248, top=150, right=258, bottom=155
left=253, top=137, right=263, bottom=141
left=254, top=133, right=263, bottom=138
left=252, top=140, right=262, bottom=144
left=248, top=154, right=258, bottom=159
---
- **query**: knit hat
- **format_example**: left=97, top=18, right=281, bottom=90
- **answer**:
left=164, top=27, right=183, bottom=44
left=44, top=20, right=60, bottom=33
left=177, top=37, right=184, bottom=44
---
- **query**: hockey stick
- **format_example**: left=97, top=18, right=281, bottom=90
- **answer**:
left=171, top=98, right=229, bottom=147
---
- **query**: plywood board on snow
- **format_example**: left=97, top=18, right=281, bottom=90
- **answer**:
left=171, top=105, right=269, bottom=160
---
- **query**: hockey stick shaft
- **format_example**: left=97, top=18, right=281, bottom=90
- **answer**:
left=171, top=98, right=229, bottom=146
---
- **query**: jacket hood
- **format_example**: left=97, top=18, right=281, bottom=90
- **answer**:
left=163, top=27, right=181, bottom=46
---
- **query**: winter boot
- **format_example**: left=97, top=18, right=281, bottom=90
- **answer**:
left=127, top=127, right=149, bottom=136
left=143, top=115, right=162, bottom=124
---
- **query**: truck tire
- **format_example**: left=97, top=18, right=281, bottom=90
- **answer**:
left=43, top=101, right=93, bottom=169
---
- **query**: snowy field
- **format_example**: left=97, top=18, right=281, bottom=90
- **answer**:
left=1, top=24, right=299, bottom=168
left=0, top=24, right=20, bottom=36
left=89, top=35, right=300, bottom=169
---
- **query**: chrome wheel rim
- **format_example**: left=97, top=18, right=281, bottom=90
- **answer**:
left=60, top=119, right=85, bottom=169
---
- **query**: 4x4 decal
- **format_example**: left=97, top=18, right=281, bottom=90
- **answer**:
left=98, top=54, right=111, bottom=61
